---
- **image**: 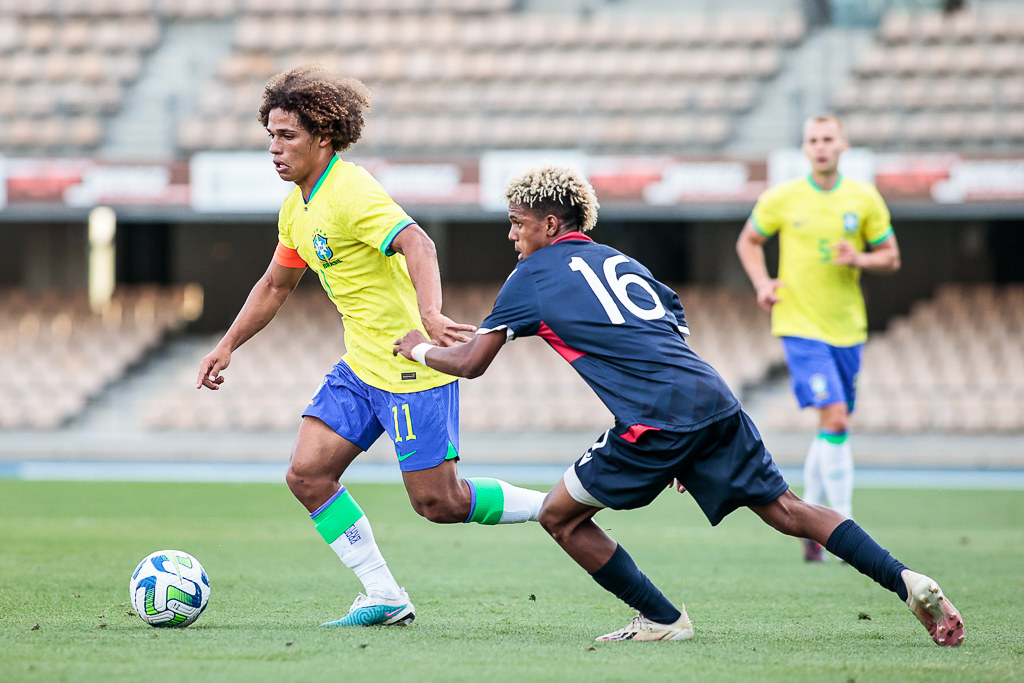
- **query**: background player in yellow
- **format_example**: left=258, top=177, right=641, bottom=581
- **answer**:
left=196, top=65, right=545, bottom=627
left=736, top=114, right=901, bottom=562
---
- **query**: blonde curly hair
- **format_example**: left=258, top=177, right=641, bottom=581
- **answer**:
left=504, top=164, right=599, bottom=233
left=258, top=64, right=370, bottom=152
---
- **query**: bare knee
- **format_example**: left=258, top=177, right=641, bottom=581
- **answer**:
left=819, top=404, right=850, bottom=434
left=409, top=493, right=467, bottom=524
left=538, top=503, right=572, bottom=543
left=286, top=465, right=336, bottom=511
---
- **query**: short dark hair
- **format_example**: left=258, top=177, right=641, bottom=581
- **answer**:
left=258, top=64, right=370, bottom=152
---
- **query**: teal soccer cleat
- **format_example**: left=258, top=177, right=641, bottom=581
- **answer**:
left=322, top=589, right=415, bottom=627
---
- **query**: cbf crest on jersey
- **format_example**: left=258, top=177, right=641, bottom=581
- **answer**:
left=842, top=212, right=859, bottom=232
left=313, top=229, right=334, bottom=262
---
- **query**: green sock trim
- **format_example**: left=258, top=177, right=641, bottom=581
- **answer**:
left=311, top=488, right=364, bottom=544
left=818, top=431, right=848, bottom=445
left=467, top=478, right=504, bottom=525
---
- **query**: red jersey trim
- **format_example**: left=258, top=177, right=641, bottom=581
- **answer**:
left=552, top=231, right=593, bottom=245
left=274, top=242, right=307, bottom=268
left=619, top=424, right=661, bottom=443
left=537, top=321, right=585, bottom=363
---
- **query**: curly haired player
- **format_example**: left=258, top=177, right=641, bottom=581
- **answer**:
left=197, top=65, right=545, bottom=627
left=394, top=164, right=963, bottom=646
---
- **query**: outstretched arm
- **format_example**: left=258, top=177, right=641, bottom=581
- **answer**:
left=394, top=328, right=506, bottom=379
left=196, top=259, right=305, bottom=390
left=736, top=218, right=782, bottom=311
left=391, top=223, right=476, bottom=346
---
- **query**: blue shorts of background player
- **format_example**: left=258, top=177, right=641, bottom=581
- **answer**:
left=305, top=360, right=460, bottom=472
left=781, top=336, right=863, bottom=411
left=564, top=410, right=790, bottom=526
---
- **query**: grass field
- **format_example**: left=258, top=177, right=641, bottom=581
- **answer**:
left=1, top=480, right=1021, bottom=682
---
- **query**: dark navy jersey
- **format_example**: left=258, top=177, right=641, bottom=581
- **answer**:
left=479, top=233, right=740, bottom=435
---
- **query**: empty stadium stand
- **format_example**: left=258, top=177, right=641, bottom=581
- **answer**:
left=0, top=285, right=200, bottom=429
left=833, top=8, right=1024, bottom=149
left=756, top=283, right=1024, bottom=434
left=138, top=284, right=780, bottom=433
left=178, top=8, right=802, bottom=155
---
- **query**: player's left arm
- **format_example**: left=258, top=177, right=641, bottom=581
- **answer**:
left=835, top=188, right=901, bottom=273
left=390, top=223, right=476, bottom=346
left=834, top=232, right=901, bottom=273
left=394, top=328, right=506, bottom=379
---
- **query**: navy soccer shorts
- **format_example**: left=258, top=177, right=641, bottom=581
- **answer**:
left=564, top=410, right=790, bottom=526
left=304, top=359, right=460, bottom=472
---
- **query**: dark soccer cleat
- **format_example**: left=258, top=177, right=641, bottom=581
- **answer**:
left=803, top=538, right=824, bottom=562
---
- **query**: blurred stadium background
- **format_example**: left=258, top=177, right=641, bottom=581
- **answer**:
left=0, top=0, right=1021, bottom=473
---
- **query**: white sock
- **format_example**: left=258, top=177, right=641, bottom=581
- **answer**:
left=327, top=514, right=402, bottom=599
left=819, top=434, right=853, bottom=518
left=497, top=481, right=546, bottom=523
left=802, top=437, right=826, bottom=506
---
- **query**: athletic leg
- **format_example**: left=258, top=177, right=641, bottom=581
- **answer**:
left=401, top=461, right=545, bottom=524
left=287, top=416, right=412, bottom=625
left=382, top=382, right=544, bottom=525
left=750, top=490, right=963, bottom=646
left=800, top=437, right=826, bottom=561
left=540, top=480, right=691, bottom=641
left=817, top=402, right=853, bottom=518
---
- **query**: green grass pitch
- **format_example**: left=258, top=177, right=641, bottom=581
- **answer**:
left=1, top=480, right=1021, bottom=682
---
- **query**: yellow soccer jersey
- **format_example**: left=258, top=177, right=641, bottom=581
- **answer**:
left=750, top=174, right=893, bottom=346
left=276, top=156, right=455, bottom=393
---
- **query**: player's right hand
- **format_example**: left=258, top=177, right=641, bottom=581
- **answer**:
left=754, top=278, right=783, bottom=311
left=196, top=348, right=230, bottom=390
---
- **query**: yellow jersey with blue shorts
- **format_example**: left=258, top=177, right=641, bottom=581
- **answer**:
left=274, top=155, right=455, bottom=393
left=750, top=174, right=893, bottom=347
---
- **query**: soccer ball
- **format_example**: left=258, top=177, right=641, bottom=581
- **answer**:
left=129, top=549, right=210, bottom=627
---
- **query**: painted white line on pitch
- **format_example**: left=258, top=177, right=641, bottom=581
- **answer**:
left=2, top=461, right=1024, bottom=489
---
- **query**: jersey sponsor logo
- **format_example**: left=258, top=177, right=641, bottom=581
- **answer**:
left=842, top=212, right=859, bottom=232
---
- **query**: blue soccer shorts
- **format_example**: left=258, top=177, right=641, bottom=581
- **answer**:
left=303, top=360, right=460, bottom=472
left=563, top=410, right=790, bottom=526
left=780, top=336, right=863, bottom=412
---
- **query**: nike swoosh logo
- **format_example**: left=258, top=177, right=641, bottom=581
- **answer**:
left=397, top=451, right=417, bottom=462
left=384, top=606, right=406, bottom=618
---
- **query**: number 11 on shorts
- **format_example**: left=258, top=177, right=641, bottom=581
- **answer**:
left=392, top=403, right=416, bottom=443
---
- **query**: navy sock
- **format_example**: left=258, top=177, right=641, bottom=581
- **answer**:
left=589, top=544, right=681, bottom=624
left=826, top=519, right=909, bottom=601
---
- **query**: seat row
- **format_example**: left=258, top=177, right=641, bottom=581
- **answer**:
left=0, top=0, right=515, bottom=18
left=139, top=285, right=782, bottom=434
left=757, top=283, right=1024, bottom=434
left=0, top=285, right=200, bottom=430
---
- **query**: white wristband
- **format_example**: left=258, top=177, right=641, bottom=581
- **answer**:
left=410, top=342, right=433, bottom=366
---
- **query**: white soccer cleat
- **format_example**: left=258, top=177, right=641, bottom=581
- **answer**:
left=595, top=608, right=694, bottom=642
left=322, top=589, right=416, bottom=627
left=903, top=570, right=964, bottom=647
